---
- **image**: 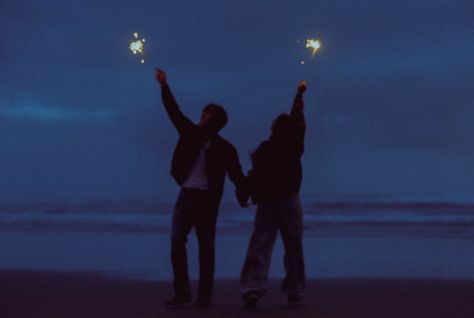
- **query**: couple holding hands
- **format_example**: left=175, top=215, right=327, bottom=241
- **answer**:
left=156, top=69, right=306, bottom=310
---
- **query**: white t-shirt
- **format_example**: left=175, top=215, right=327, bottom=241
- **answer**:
left=182, top=142, right=210, bottom=190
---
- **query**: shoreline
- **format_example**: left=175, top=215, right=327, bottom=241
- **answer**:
left=1, top=230, right=473, bottom=281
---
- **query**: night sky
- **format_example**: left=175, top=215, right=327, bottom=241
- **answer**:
left=1, top=0, right=473, bottom=203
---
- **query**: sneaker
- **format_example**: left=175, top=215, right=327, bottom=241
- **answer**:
left=287, top=295, right=303, bottom=307
left=242, top=293, right=259, bottom=311
left=165, top=296, right=191, bottom=308
left=193, top=297, right=211, bottom=308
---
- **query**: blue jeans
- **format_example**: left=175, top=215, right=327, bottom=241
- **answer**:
left=240, top=194, right=306, bottom=299
left=170, top=188, right=219, bottom=300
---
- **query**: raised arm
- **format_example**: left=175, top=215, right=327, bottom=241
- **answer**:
left=156, top=69, right=195, bottom=135
left=290, top=81, right=307, bottom=153
left=290, top=80, right=306, bottom=124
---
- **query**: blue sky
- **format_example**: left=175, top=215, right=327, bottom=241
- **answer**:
left=1, top=0, right=473, bottom=202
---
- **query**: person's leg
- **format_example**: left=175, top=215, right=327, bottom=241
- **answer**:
left=240, top=202, right=278, bottom=306
left=279, top=194, right=306, bottom=302
left=169, top=189, right=194, bottom=303
left=193, top=191, right=219, bottom=305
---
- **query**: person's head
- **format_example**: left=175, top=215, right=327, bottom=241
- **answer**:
left=199, top=103, right=228, bottom=134
left=271, top=113, right=293, bottom=138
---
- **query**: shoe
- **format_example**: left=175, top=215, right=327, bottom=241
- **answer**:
left=287, top=295, right=303, bottom=307
left=193, top=297, right=211, bottom=308
left=244, top=295, right=258, bottom=310
left=165, top=296, right=191, bottom=308
left=243, top=293, right=259, bottom=311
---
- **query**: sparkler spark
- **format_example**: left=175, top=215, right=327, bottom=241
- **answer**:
left=306, top=39, right=321, bottom=58
left=129, top=32, right=146, bottom=62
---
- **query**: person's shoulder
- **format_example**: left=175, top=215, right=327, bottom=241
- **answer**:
left=214, top=135, right=237, bottom=151
left=251, top=140, right=270, bottom=160
left=255, top=140, right=271, bottom=153
left=177, top=123, right=200, bottom=138
left=258, top=140, right=270, bottom=148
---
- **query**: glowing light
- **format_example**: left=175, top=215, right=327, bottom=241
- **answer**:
left=129, top=32, right=146, bottom=63
left=129, top=39, right=144, bottom=54
left=306, top=39, right=321, bottom=58
left=300, top=60, right=305, bottom=65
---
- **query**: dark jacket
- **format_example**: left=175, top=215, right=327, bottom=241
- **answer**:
left=248, top=91, right=305, bottom=204
left=160, top=83, right=247, bottom=205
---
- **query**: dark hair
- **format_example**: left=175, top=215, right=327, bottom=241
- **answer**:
left=271, top=113, right=293, bottom=137
left=203, top=103, right=228, bottom=133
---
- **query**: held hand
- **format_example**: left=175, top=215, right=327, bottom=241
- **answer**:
left=236, top=189, right=249, bottom=208
left=155, top=69, right=167, bottom=85
left=297, top=80, right=307, bottom=94
left=236, top=182, right=250, bottom=208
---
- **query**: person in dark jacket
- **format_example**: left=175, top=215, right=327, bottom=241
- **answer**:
left=240, top=81, right=307, bottom=310
left=156, top=69, right=248, bottom=308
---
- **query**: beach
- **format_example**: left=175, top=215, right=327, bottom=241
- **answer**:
left=1, top=271, right=473, bottom=318
left=1, top=200, right=473, bottom=317
left=0, top=227, right=473, bottom=281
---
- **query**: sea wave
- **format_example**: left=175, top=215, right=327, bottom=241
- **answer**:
left=0, top=200, right=473, bottom=236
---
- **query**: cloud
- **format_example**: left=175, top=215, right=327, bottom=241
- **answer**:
left=1, top=0, right=473, bottom=201
left=0, top=104, right=115, bottom=122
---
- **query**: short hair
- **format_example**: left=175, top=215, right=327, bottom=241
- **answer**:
left=203, top=103, right=228, bottom=133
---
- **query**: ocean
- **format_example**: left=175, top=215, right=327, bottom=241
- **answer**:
left=0, top=195, right=473, bottom=280
left=1, top=196, right=473, bottom=237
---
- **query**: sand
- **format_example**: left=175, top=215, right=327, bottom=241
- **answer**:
left=1, top=271, right=472, bottom=318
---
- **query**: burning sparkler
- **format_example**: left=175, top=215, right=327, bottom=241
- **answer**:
left=298, top=38, right=322, bottom=65
left=306, top=39, right=321, bottom=58
left=129, top=32, right=146, bottom=63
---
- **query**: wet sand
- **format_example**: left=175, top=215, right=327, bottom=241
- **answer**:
left=1, top=271, right=472, bottom=318
left=1, top=230, right=473, bottom=280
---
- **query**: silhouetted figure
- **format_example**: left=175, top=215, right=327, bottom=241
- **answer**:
left=156, top=69, right=247, bottom=308
left=240, top=81, right=307, bottom=310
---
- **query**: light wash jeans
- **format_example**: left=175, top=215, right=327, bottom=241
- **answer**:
left=240, top=194, right=306, bottom=299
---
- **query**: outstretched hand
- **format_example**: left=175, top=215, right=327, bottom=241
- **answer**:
left=297, top=80, right=307, bottom=94
left=155, top=69, right=167, bottom=85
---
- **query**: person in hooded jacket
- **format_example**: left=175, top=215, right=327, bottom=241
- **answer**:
left=240, top=81, right=307, bottom=310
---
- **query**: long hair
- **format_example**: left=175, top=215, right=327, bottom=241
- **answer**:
left=271, top=113, right=294, bottom=140
left=252, top=113, right=296, bottom=162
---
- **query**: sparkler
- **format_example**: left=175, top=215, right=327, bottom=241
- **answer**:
left=298, top=38, right=322, bottom=65
left=298, top=38, right=322, bottom=93
left=129, top=32, right=146, bottom=64
left=305, top=39, right=321, bottom=58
